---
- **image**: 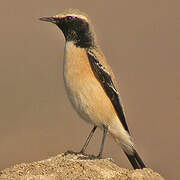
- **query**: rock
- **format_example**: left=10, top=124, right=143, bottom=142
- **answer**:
left=0, top=151, right=165, bottom=180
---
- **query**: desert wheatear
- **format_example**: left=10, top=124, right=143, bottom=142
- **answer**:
left=40, top=9, right=146, bottom=169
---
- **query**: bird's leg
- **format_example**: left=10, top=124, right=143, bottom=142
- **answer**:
left=80, top=125, right=97, bottom=154
left=97, top=125, right=108, bottom=159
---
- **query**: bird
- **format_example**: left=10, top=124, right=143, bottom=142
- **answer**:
left=40, top=9, right=146, bottom=169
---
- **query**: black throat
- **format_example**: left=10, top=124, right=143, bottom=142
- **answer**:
left=58, top=25, right=95, bottom=48
left=56, top=18, right=95, bottom=48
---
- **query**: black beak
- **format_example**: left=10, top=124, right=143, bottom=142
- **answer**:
left=39, top=17, right=58, bottom=24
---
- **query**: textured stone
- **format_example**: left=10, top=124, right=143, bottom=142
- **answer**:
left=0, top=152, right=165, bottom=180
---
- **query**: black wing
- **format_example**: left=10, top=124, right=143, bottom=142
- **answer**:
left=87, top=51, right=130, bottom=133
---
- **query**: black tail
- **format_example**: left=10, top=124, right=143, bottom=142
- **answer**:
left=124, top=149, right=146, bottom=169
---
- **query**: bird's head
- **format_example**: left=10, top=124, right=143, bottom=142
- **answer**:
left=40, top=9, right=96, bottom=48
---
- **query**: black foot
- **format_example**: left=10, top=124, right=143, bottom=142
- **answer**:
left=64, top=150, right=81, bottom=156
left=64, top=150, right=103, bottom=160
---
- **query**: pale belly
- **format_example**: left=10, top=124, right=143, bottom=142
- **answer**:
left=64, top=73, right=117, bottom=126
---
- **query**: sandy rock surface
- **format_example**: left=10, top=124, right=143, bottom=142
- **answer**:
left=0, top=151, right=165, bottom=180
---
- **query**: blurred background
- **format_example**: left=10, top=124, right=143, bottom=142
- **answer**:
left=0, top=0, right=179, bottom=179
